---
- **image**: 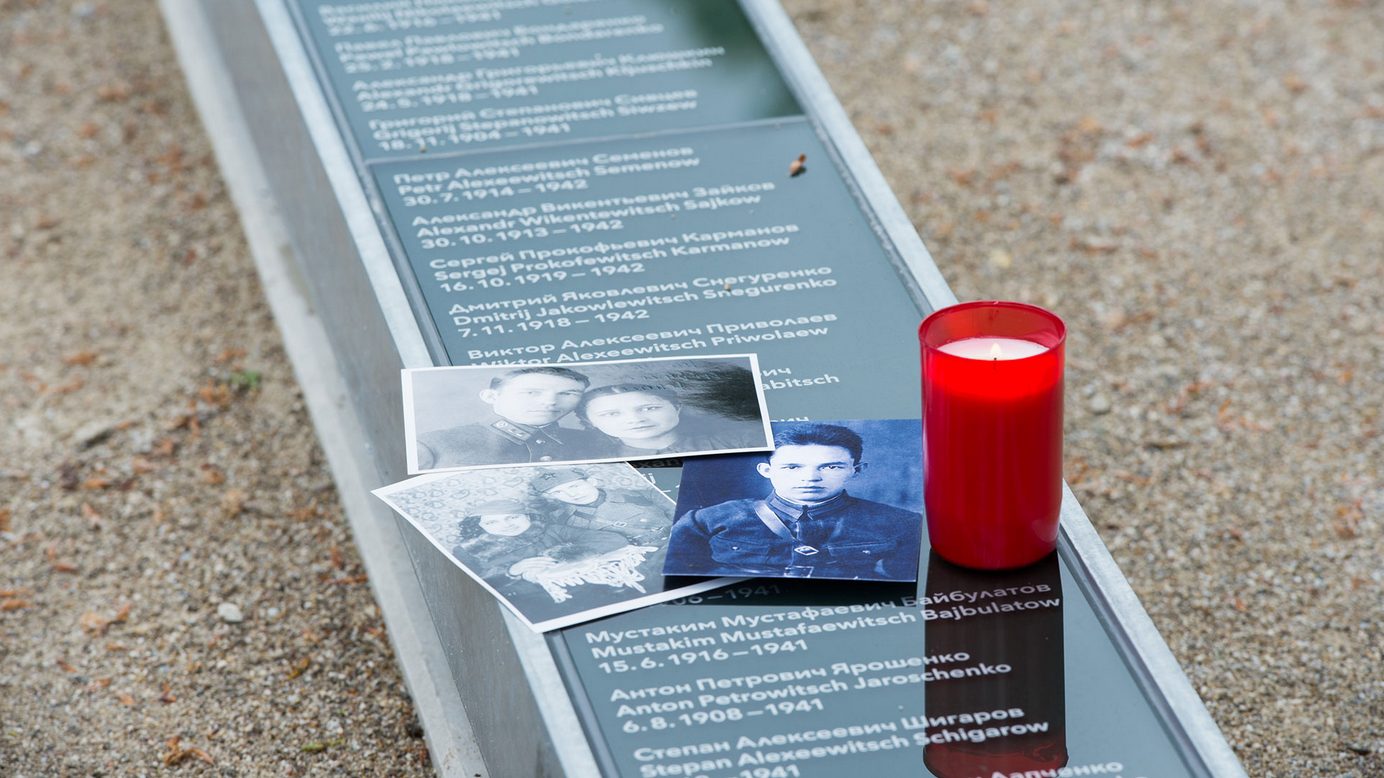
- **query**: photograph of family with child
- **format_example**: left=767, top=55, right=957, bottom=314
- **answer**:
left=373, top=463, right=738, bottom=631
left=401, top=355, right=773, bottom=474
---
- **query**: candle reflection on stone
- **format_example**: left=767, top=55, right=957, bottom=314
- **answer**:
left=922, top=552, right=1067, bottom=777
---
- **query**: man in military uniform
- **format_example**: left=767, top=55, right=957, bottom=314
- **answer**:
left=665, top=423, right=921, bottom=580
left=532, top=468, right=670, bottom=545
left=416, top=366, right=606, bottom=470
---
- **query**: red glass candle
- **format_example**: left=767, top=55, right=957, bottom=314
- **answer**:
left=919, top=301, right=1065, bottom=569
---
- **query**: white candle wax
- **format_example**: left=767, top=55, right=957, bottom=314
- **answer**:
left=937, top=336, right=1047, bottom=361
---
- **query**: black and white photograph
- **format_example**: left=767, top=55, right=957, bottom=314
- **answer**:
left=402, top=355, right=774, bottom=474
left=664, top=420, right=925, bottom=582
left=373, top=463, right=737, bottom=631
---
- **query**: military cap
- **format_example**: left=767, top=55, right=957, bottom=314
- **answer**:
left=530, top=468, right=587, bottom=493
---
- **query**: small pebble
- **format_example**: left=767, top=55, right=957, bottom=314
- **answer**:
left=217, top=602, right=244, bottom=623
left=74, top=420, right=116, bottom=449
left=1090, top=395, right=1112, bottom=415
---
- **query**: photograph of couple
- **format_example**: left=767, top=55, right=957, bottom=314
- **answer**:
left=373, top=463, right=737, bottom=631
left=402, top=355, right=773, bottom=474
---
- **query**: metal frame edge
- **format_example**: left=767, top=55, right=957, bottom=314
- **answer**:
left=250, top=0, right=433, bottom=370
left=158, top=1, right=484, bottom=773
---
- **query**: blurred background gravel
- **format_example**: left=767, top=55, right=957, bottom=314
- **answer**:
left=1, top=0, right=1379, bottom=775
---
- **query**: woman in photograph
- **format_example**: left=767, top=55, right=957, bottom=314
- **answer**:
left=576, top=383, right=763, bottom=457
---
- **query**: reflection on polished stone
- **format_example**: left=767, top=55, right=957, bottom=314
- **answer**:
left=923, top=551, right=1067, bottom=777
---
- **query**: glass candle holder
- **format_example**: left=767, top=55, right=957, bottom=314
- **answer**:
left=918, top=301, right=1066, bottom=569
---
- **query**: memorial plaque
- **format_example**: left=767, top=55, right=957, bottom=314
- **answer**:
left=184, top=0, right=1246, bottom=773
left=371, top=120, right=924, bottom=422
left=290, top=0, right=800, bottom=159
left=553, top=553, right=1199, bottom=777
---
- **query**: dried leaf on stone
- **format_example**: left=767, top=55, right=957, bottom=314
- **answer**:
left=160, top=682, right=177, bottom=704
left=1125, top=132, right=1153, bottom=148
left=97, top=81, right=132, bottom=102
left=197, top=382, right=232, bottom=407
left=287, top=657, right=311, bottom=680
left=63, top=350, right=98, bottom=366
left=47, top=379, right=85, bottom=396
left=289, top=501, right=321, bottom=522
left=1216, top=399, right=1235, bottom=428
left=56, top=659, right=76, bottom=673
left=946, top=168, right=975, bottom=187
left=220, top=489, right=247, bottom=518
left=117, top=692, right=135, bottom=706
left=46, top=546, right=79, bottom=574
left=214, top=347, right=247, bottom=365
left=329, top=546, right=345, bottom=570
left=1, top=599, right=33, bottom=611
left=200, top=464, right=225, bottom=485
left=1333, top=501, right=1363, bottom=539
left=0, top=508, right=10, bottom=533
left=163, top=737, right=214, bottom=766
left=80, top=611, right=111, bottom=636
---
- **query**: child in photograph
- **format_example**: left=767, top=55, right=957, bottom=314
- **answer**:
left=666, top=423, right=921, bottom=580
left=575, top=384, right=764, bottom=457
left=531, top=467, right=670, bottom=545
left=416, top=367, right=606, bottom=469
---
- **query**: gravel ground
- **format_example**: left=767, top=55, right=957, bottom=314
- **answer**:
left=1, top=0, right=1380, bottom=776
left=0, top=2, right=427, bottom=775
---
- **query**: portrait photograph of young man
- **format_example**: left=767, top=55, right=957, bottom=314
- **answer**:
left=664, top=420, right=924, bottom=582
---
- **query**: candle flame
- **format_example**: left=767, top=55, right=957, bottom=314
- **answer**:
left=990, top=342, right=1003, bottom=360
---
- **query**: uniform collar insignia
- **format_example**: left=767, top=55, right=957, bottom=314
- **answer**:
left=767, top=491, right=853, bottom=519
left=488, top=415, right=562, bottom=445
